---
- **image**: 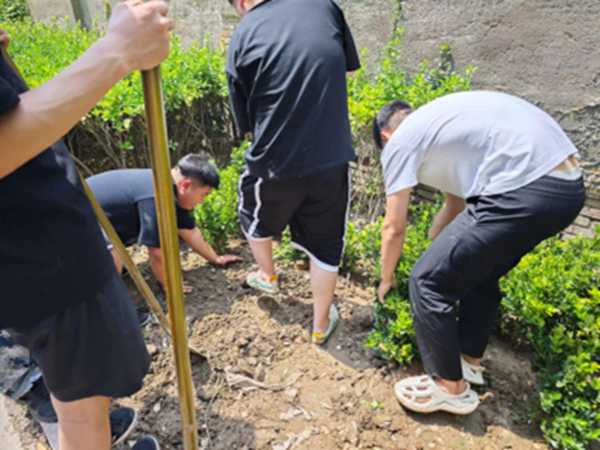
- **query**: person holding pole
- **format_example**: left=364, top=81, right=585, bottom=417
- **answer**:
left=373, top=91, right=585, bottom=414
left=226, top=0, right=360, bottom=344
left=0, top=2, right=174, bottom=449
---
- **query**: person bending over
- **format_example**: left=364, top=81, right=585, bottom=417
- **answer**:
left=374, top=91, right=585, bottom=414
left=87, top=154, right=242, bottom=294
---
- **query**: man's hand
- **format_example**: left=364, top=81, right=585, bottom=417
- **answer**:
left=378, top=278, right=398, bottom=304
left=0, top=29, right=10, bottom=49
left=183, top=281, right=194, bottom=294
left=215, top=254, right=244, bottom=266
left=104, top=0, right=173, bottom=73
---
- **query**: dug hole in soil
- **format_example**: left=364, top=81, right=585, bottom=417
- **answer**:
left=8, top=240, right=551, bottom=450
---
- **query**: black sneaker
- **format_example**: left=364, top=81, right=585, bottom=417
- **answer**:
left=132, top=436, right=160, bottom=450
left=21, top=379, right=57, bottom=423
left=110, top=407, right=138, bottom=446
left=137, top=310, right=152, bottom=327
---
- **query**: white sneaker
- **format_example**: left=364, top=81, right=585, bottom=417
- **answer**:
left=461, top=358, right=485, bottom=386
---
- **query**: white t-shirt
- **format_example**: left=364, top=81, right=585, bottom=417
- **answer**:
left=382, top=91, right=579, bottom=198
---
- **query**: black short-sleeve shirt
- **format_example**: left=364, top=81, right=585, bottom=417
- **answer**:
left=86, top=169, right=196, bottom=248
left=0, top=54, right=115, bottom=329
left=226, top=0, right=360, bottom=181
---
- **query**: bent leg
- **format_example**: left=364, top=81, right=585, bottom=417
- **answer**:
left=52, top=395, right=111, bottom=450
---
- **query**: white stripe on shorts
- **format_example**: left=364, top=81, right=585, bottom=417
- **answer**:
left=237, top=168, right=249, bottom=217
left=247, top=177, right=264, bottom=238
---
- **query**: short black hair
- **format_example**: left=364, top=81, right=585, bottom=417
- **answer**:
left=176, top=154, right=220, bottom=189
left=373, top=100, right=414, bottom=149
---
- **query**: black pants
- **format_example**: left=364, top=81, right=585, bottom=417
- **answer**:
left=409, top=175, right=586, bottom=381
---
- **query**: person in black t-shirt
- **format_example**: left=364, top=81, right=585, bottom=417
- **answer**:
left=0, top=3, right=172, bottom=449
left=87, top=154, right=242, bottom=293
left=226, top=0, right=360, bottom=345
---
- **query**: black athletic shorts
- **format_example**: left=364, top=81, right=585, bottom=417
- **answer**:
left=5, top=272, right=150, bottom=402
left=238, top=163, right=350, bottom=272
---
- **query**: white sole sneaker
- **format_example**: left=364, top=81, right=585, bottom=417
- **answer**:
left=394, top=375, right=479, bottom=415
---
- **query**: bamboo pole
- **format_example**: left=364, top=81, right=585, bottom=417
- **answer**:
left=141, top=66, right=199, bottom=450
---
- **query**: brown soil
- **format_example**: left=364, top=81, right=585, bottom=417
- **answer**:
left=8, top=241, right=549, bottom=450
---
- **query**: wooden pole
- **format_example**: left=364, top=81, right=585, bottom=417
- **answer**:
left=142, top=66, right=199, bottom=450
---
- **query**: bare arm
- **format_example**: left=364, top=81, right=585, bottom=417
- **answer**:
left=148, top=245, right=196, bottom=294
left=0, top=1, right=172, bottom=179
left=378, top=188, right=411, bottom=302
left=179, top=227, right=243, bottom=266
left=428, top=192, right=466, bottom=241
left=148, top=246, right=167, bottom=291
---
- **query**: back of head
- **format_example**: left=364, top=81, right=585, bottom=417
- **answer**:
left=176, top=154, right=220, bottom=189
left=373, top=100, right=414, bottom=149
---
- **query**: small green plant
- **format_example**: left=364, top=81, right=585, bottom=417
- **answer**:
left=370, top=399, right=386, bottom=410
left=3, top=19, right=231, bottom=171
left=192, top=143, right=248, bottom=253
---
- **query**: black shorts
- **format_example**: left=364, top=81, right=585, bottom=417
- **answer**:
left=5, top=273, right=150, bottom=402
left=238, top=163, right=350, bottom=271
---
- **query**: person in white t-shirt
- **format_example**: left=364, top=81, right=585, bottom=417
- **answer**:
left=374, top=91, right=585, bottom=415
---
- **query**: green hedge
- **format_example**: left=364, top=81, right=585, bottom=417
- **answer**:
left=2, top=19, right=233, bottom=171
left=0, top=0, right=28, bottom=23
left=501, top=233, right=600, bottom=449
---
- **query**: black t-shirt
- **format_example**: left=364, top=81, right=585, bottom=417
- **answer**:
left=226, top=0, right=360, bottom=181
left=86, top=169, right=196, bottom=248
left=0, top=54, right=115, bottom=329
